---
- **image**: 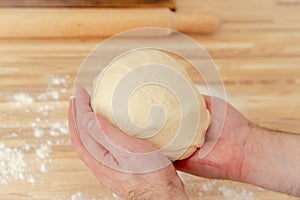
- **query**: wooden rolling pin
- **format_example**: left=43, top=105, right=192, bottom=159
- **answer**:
left=0, top=8, right=220, bottom=38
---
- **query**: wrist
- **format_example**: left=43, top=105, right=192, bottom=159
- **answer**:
left=240, top=124, right=280, bottom=184
left=238, top=123, right=260, bottom=183
left=240, top=124, right=300, bottom=196
left=125, top=174, right=188, bottom=200
left=166, top=176, right=188, bottom=200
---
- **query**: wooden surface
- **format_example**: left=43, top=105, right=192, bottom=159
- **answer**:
left=0, top=0, right=175, bottom=9
left=0, top=0, right=300, bottom=199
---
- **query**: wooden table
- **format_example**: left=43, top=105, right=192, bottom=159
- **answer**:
left=0, top=0, right=299, bottom=199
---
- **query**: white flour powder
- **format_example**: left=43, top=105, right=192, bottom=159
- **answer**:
left=179, top=172, right=260, bottom=200
left=219, top=185, right=259, bottom=200
left=0, top=143, right=27, bottom=183
left=36, top=144, right=52, bottom=159
left=11, top=93, right=35, bottom=106
left=1, top=74, right=70, bottom=186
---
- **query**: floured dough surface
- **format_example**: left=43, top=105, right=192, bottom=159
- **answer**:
left=91, top=49, right=210, bottom=160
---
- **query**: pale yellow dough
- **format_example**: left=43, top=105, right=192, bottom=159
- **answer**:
left=91, top=49, right=210, bottom=160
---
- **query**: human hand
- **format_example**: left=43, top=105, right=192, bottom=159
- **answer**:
left=68, top=87, right=188, bottom=200
left=174, top=96, right=251, bottom=182
left=175, top=96, right=300, bottom=197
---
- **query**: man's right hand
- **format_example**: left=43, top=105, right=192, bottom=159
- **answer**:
left=174, top=96, right=300, bottom=197
left=174, top=96, right=251, bottom=181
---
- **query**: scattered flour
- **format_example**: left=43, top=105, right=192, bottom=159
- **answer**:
left=51, top=75, right=69, bottom=86
left=37, top=74, right=69, bottom=101
left=202, top=180, right=217, bottom=193
left=37, top=90, right=60, bottom=101
left=33, top=128, right=45, bottom=138
left=49, top=122, right=69, bottom=137
left=0, top=74, right=71, bottom=189
left=36, top=144, right=52, bottom=159
left=27, top=176, right=36, bottom=185
left=179, top=172, right=259, bottom=200
left=35, top=117, right=41, bottom=122
left=39, top=162, right=48, bottom=173
left=24, top=143, right=31, bottom=152
left=71, top=192, right=86, bottom=200
left=47, top=140, right=52, bottom=145
left=3, top=132, right=18, bottom=139
left=218, top=185, right=259, bottom=200
left=70, top=191, right=118, bottom=200
left=11, top=93, right=35, bottom=106
left=36, top=104, right=55, bottom=115
left=0, top=143, right=27, bottom=183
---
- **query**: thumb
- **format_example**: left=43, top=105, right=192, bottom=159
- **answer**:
left=173, top=151, right=219, bottom=179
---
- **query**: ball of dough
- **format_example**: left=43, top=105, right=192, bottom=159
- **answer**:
left=91, top=49, right=210, bottom=160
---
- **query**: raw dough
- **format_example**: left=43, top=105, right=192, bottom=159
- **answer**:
left=91, top=49, right=210, bottom=160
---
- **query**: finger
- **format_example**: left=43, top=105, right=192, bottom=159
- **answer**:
left=68, top=98, right=118, bottom=171
left=75, top=86, right=170, bottom=171
left=173, top=145, right=225, bottom=179
left=74, top=86, right=110, bottom=158
left=69, top=99, right=130, bottom=195
left=68, top=98, right=93, bottom=168
left=203, top=95, right=227, bottom=142
left=74, top=86, right=95, bottom=134
left=75, top=86, right=156, bottom=153
left=86, top=113, right=157, bottom=154
left=75, top=86, right=92, bottom=121
left=83, top=113, right=171, bottom=172
left=73, top=87, right=121, bottom=168
left=203, top=95, right=212, bottom=112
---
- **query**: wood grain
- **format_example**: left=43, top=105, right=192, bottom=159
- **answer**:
left=0, top=0, right=300, bottom=199
left=0, top=0, right=176, bottom=9
left=0, top=8, right=219, bottom=37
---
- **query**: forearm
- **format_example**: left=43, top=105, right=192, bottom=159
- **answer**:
left=241, top=124, right=300, bottom=196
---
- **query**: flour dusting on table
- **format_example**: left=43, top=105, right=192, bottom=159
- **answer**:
left=179, top=171, right=260, bottom=200
left=0, top=143, right=27, bottom=183
left=0, top=74, right=71, bottom=185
